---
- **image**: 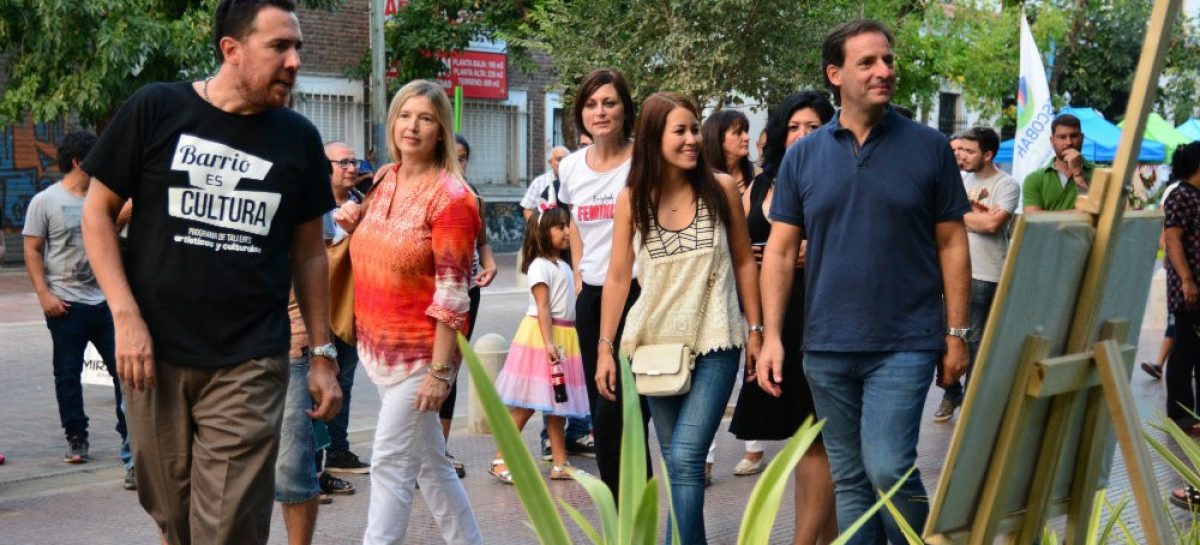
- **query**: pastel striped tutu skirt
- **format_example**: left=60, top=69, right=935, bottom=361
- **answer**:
left=494, top=316, right=590, bottom=418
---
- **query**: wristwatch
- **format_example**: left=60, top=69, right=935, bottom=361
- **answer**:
left=311, top=343, right=338, bottom=360
left=945, top=327, right=971, bottom=344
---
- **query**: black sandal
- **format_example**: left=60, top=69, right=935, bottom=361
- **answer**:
left=1171, top=486, right=1200, bottom=512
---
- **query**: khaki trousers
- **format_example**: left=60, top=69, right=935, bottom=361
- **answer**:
left=124, top=354, right=288, bottom=545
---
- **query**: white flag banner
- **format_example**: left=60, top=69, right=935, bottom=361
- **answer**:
left=1013, top=14, right=1055, bottom=198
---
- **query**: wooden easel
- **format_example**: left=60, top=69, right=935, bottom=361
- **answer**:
left=925, top=0, right=1181, bottom=542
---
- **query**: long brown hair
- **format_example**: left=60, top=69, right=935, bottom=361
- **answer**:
left=627, top=92, right=732, bottom=239
left=520, top=206, right=571, bottom=274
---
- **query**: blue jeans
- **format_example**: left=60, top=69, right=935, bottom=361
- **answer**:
left=646, top=348, right=739, bottom=545
left=46, top=301, right=130, bottom=467
left=275, top=357, right=320, bottom=503
left=327, top=335, right=359, bottom=454
left=942, top=279, right=996, bottom=404
left=541, top=415, right=592, bottom=444
left=804, top=351, right=936, bottom=545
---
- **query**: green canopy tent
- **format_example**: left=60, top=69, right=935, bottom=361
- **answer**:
left=1119, top=112, right=1194, bottom=162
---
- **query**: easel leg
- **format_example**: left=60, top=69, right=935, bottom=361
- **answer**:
left=968, top=336, right=1051, bottom=545
left=1094, top=339, right=1171, bottom=545
left=1015, top=391, right=1078, bottom=544
left=1062, top=386, right=1111, bottom=545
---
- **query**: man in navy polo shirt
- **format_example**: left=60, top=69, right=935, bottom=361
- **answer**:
left=756, top=19, right=971, bottom=544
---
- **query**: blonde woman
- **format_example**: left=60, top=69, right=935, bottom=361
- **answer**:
left=333, top=80, right=482, bottom=544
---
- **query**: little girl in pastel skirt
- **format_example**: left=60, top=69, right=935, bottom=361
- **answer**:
left=490, top=206, right=590, bottom=483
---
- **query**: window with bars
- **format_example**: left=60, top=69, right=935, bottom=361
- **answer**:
left=938, top=92, right=963, bottom=137
left=551, top=108, right=566, bottom=149
left=459, top=100, right=524, bottom=186
left=293, top=92, right=362, bottom=152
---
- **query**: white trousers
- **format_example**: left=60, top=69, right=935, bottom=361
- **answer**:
left=363, top=368, right=482, bottom=545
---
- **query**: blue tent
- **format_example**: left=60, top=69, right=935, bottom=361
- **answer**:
left=1178, top=118, right=1200, bottom=141
left=1059, top=107, right=1165, bottom=163
left=995, top=107, right=1166, bottom=164
left=996, top=139, right=1014, bottom=164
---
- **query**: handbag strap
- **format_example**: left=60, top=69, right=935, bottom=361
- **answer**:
left=357, top=164, right=391, bottom=212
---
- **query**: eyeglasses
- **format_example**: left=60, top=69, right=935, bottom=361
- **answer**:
left=329, top=159, right=358, bottom=169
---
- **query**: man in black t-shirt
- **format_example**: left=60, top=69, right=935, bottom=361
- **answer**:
left=80, top=2, right=341, bottom=544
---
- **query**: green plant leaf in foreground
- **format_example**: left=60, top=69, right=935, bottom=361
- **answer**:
left=457, top=334, right=572, bottom=544
left=559, top=498, right=603, bottom=545
left=829, top=466, right=918, bottom=545
left=564, top=467, right=618, bottom=543
left=881, top=494, right=926, bottom=544
left=617, top=356, right=649, bottom=544
left=629, top=478, right=660, bottom=545
left=737, top=416, right=823, bottom=545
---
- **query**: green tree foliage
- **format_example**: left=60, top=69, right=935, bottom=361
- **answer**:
left=513, top=0, right=854, bottom=110
left=0, top=0, right=341, bottom=127
left=1157, top=13, right=1200, bottom=124
left=1037, top=0, right=1200, bottom=123
left=382, top=0, right=532, bottom=93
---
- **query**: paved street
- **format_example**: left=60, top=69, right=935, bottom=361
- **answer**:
left=0, top=255, right=1190, bottom=544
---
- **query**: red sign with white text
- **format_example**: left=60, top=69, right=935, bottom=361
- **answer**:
left=384, top=0, right=406, bottom=17
left=435, top=51, right=508, bottom=100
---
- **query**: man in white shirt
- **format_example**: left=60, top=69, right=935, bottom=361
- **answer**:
left=933, top=127, right=1020, bottom=423
left=521, top=146, right=570, bottom=220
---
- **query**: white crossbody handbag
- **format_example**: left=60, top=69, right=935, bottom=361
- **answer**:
left=629, top=269, right=717, bottom=397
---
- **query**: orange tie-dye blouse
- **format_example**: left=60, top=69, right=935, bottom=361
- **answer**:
left=350, top=165, right=480, bottom=385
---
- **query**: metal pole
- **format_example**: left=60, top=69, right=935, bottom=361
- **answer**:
left=369, top=0, right=387, bottom=161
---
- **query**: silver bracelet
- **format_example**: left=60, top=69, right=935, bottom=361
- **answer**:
left=598, top=337, right=615, bottom=351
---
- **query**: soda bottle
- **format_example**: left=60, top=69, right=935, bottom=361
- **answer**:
left=551, top=345, right=568, bottom=403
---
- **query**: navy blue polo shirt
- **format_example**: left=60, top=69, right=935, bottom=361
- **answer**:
left=770, top=107, right=969, bottom=352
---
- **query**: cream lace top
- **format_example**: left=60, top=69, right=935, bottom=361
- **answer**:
left=619, top=199, right=745, bottom=359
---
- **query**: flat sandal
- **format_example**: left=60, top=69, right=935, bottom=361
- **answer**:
left=489, top=459, right=513, bottom=485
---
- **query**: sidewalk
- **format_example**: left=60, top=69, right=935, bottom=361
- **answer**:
left=0, top=259, right=1191, bottom=543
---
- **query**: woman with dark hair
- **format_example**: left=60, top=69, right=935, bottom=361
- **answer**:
left=729, top=90, right=837, bottom=544
left=1167, top=142, right=1200, bottom=512
left=557, top=68, right=649, bottom=498
left=598, top=92, right=761, bottom=544
left=434, top=133, right=497, bottom=478
left=702, top=110, right=756, bottom=195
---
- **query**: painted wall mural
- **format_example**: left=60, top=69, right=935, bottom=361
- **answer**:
left=1, top=117, right=66, bottom=233
left=483, top=200, right=525, bottom=254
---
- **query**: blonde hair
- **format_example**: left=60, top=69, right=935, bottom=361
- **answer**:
left=385, top=80, right=462, bottom=178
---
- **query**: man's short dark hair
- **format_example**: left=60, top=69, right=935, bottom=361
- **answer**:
left=213, top=0, right=297, bottom=62
left=57, top=131, right=97, bottom=174
left=952, top=127, right=1000, bottom=157
left=1051, top=114, right=1082, bottom=134
left=821, top=19, right=895, bottom=99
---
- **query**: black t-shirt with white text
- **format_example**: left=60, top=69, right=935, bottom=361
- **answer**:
left=82, top=81, right=334, bottom=367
